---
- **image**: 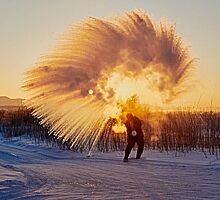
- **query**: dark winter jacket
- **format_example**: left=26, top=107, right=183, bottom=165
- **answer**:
left=125, top=116, right=143, bottom=139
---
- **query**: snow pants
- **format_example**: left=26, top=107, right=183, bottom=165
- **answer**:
left=124, top=136, right=144, bottom=159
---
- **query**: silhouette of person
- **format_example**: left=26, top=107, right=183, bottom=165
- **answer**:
left=123, top=113, right=144, bottom=162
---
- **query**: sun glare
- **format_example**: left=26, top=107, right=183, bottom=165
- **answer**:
left=98, top=68, right=165, bottom=108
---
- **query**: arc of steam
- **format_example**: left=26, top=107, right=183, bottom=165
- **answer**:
left=23, top=10, right=194, bottom=151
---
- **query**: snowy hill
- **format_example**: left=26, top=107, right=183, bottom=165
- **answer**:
left=0, top=96, right=23, bottom=107
left=0, top=135, right=220, bottom=199
left=0, top=96, right=24, bottom=111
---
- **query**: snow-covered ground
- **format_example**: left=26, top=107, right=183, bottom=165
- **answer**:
left=0, top=135, right=220, bottom=200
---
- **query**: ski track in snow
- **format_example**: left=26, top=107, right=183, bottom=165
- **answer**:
left=0, top=136, right=220, bottom=200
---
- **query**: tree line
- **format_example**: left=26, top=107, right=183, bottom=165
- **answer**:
left=0, top=107, right=220, bottom=156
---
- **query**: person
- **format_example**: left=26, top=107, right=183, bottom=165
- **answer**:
left=123, top=113, right=144, bottom=162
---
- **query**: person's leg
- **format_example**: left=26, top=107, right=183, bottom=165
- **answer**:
left=124, top=139, right=135, bottom=161
left=136, top=138, right=144, bottom=159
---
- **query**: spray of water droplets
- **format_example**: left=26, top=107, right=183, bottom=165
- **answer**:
left=23, top=10, right=194, bottom=152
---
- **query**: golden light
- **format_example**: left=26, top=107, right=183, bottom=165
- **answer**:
left=112, top=123, right=127, bottom=133
left=96, top=65, right=166, bottom=109
left=104, top=104, right=121, bottom=118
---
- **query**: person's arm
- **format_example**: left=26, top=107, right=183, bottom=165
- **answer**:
left=125, top=121, right=131, bottom=136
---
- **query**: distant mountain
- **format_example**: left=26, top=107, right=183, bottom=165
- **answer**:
left=0, top=96, right=24, bottom=107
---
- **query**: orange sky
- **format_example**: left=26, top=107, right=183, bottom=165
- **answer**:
left=0, top=0, right=220, bottom=108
